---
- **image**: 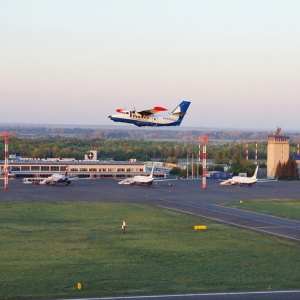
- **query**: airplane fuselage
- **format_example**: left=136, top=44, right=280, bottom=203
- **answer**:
left=220, top=166, right=259, bottom=187
left=109, top=111, right=182, bottom=127
left=44, top=174, right=71, bottom=185
left=118, top=176, right=153, bottom=185
left=231, top=177, right=258, bottom=186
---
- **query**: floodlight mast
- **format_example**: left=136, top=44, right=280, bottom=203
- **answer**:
left=200, top=136, right=210, bottom=189
left=0, top=132, right=14, bottom=190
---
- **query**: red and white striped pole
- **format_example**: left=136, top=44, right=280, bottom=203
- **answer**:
left=0, top=132, right=14, bottom=190
left=186, top=152, right=188, bottom=179
left=255, top=141, right=258, bottom=165
left=197, top=143, right=201, bottom=179
left=4, top=138, right=9, bottom=190
left=246, top=142, right=249, bottom=160
left=191, top=154, right=194, bottom=179
left=200, top=136, right=210, bottom=189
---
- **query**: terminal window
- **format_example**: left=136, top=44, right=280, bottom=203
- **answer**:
left=21, top=166, right=30, bottom=171
left=11, top=166, right=20, bottom=171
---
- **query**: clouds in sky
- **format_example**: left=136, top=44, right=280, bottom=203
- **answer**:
left=0, top=0, right=299, bottom=130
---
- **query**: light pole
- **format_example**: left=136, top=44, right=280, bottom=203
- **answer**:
left=200, top=136, right=210, bottom=189
left=0, top=132, right=14, bottom=190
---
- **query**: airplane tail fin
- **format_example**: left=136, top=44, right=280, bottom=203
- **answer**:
left=149, top=164, right=155, bottom=178
left=65, top=166, right=69, bottom=177
left=251, top=166, right=259, bottom=179
left=171, top=101, right=191, bottom=125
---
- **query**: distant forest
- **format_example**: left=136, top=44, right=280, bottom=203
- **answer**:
left=1, top=125, right=300, bottom=143
left=0, top=133, right=299, bottom=163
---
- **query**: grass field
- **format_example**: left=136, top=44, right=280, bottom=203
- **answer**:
left=0, top=201, right=299, bottom=299
left=223, top=199, right=300, bottom=221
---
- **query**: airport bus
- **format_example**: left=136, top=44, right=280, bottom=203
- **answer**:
left=23, top=178, right=45, bottom=184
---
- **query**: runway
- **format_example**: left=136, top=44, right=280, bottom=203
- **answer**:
left=1, top=178, right=300, bottom=242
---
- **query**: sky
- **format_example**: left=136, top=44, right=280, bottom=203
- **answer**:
left=0, top=0, right=299, bottom=131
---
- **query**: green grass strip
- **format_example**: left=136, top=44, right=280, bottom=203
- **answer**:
left=223, top=199, right=300, bottom=220
left=0, top=202, right=299, bottom=299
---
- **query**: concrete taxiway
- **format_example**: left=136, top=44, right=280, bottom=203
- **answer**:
left=1, top=178, right=300, bottom=242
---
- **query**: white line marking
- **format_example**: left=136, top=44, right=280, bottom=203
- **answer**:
left=156, top=205, right=300, bottom=242
left=254, top=226, right=300, bottom=229
left=61, top=290, right=300, bottom=299
left=216, top=204, right=300, bottom=224
left=159, top=199, right=300, bottom=227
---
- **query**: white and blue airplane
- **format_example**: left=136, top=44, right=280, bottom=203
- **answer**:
left=41, top=166, right=79, bottom=186
left=108, top=101, right=191, bottom=127
left=220, top=166, right=277, bottom=187
left=118, top=164, right=178, bottom=186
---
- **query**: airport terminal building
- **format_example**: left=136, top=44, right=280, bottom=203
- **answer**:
left=0, top=149, right=168, bottom=179
left=0, top=159, right=148, bottom=179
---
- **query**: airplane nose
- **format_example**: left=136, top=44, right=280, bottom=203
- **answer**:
left=108, top=115, right=111, bottom=119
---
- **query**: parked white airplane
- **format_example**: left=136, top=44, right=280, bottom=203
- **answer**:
left=118, top=164, right=177, bottom=185
left=108, top=101, right=191, bottom=127
left=220, top=166, right=277, bottom=187
left=41, top=166, right=79, bottom=185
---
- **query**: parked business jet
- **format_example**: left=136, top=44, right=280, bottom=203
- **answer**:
left=41, top=166, right=79, bottom=186
left=108, top=101, right=191, bottom=127
left=220, top=166, right=277, bottom=187
left=118, top=164, right=177, bottom=185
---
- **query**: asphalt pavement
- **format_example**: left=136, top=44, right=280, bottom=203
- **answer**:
left=1, top=178, right=299, bottom=242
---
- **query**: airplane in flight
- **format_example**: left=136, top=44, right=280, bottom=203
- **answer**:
left=108, top=101, right=191, bottom=127
left=118, top=164, right=177, bottom=185
left=220, top=166, right=277, bottom=187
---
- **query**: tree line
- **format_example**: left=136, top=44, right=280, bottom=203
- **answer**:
left=275, top=158, right=299, bottom=180
left=1, top=137, right=268, bottom=162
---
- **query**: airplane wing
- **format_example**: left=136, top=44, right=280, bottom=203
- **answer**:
left=41, top=174, right=59, bottom=183
left=67, top=176, right=80, bottom=180
left=257, top=178, right=278, bottom=183
left=118, top=178, right=136, bottom=185
left=41, top=174, right=64, bottom=184
left=219, top=179, right=233, bottom=186
left=138, top=106, right=167, bottom=116
left=153, top=176, right=178, bottom=182
left=48, top=174, right=65, bottom=182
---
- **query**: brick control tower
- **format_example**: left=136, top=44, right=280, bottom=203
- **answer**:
left=267, top=127, right=290, bottom=179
